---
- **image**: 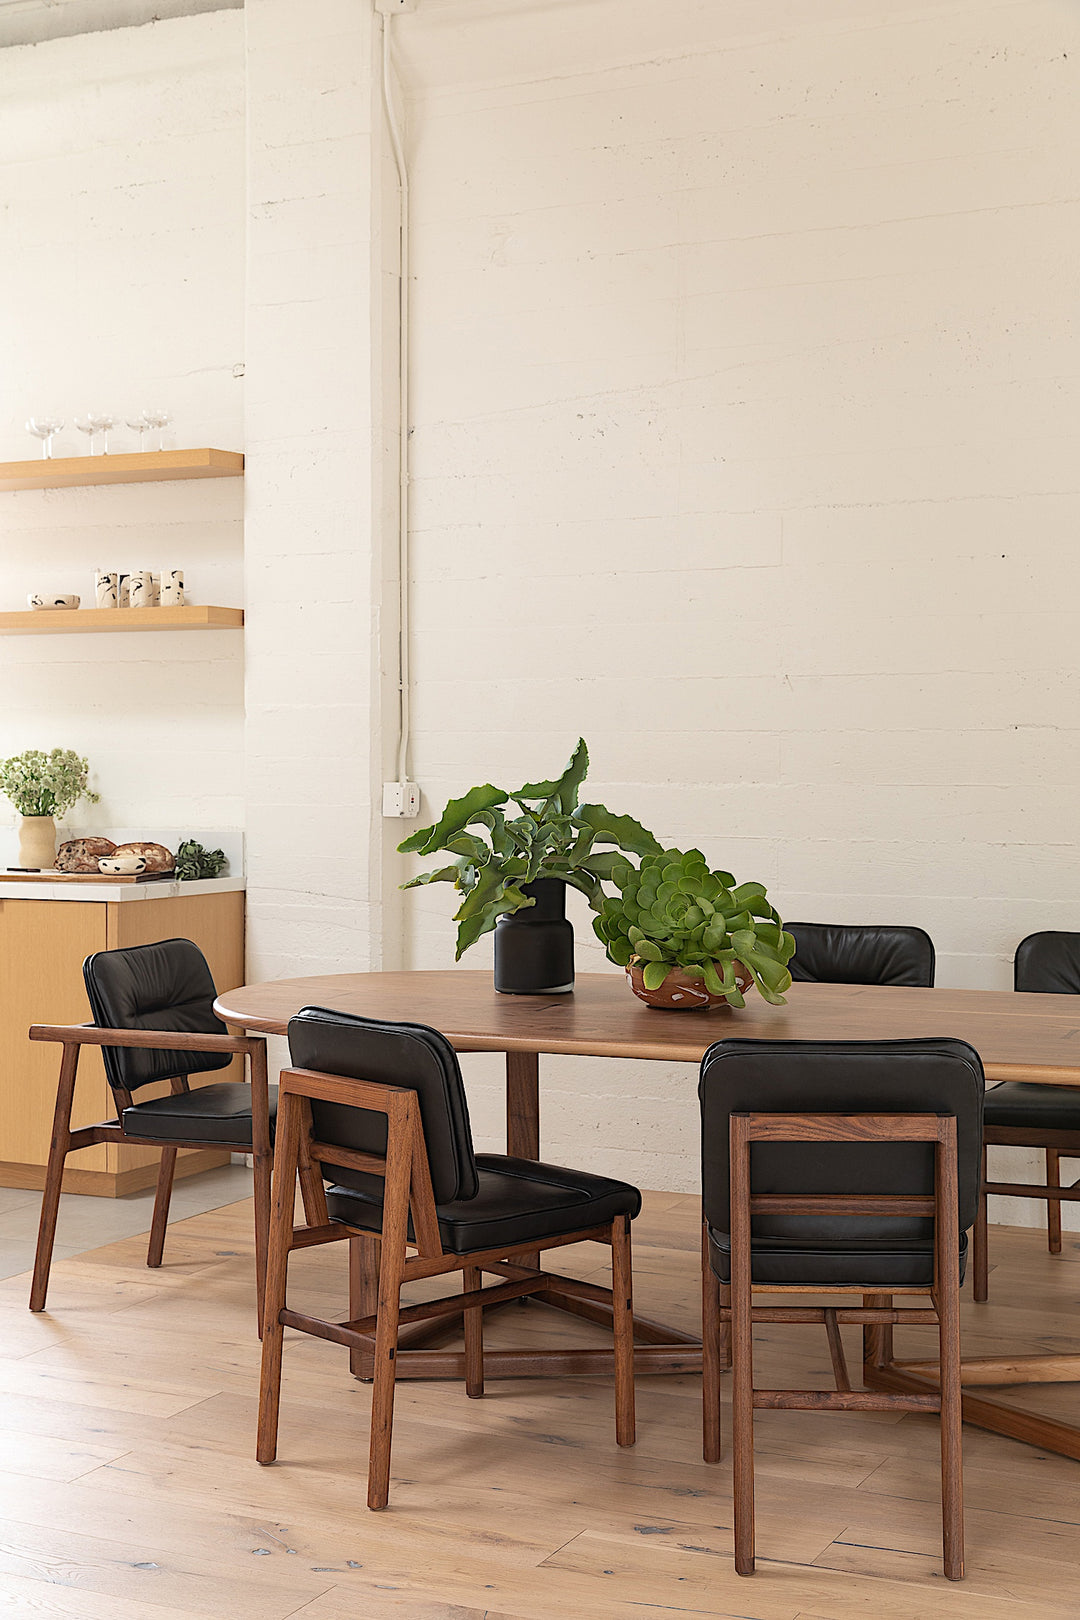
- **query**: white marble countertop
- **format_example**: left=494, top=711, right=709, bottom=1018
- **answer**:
left=0, top=875, right=246, bottom=903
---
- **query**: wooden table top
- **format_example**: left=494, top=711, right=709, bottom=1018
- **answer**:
left=215, top=970, right=1080, bottom=1086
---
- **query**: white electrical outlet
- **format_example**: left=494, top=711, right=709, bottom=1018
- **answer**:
left=384, top=782, right=421, bottom=818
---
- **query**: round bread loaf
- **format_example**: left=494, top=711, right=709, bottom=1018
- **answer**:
left=55, top=837, right=118, bottom=874
left=113, top=841, right=175, bottom=874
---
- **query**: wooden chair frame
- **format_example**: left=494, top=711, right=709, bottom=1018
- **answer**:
left=701, top=1111, right=963, bottom=1581
left=257, top=1065, right=636, bottom=1511
left=973, top=1131, right=1080, bottom=1301
left=27, top=1022, right=324, bottom=1326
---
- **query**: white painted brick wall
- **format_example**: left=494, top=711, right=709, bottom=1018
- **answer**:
left=393, top=0, right=1080, bottom=1214
left=0, top=13, right=246, bottom=842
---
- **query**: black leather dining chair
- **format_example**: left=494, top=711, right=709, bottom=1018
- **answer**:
left=29, top=938, right=320, bottom=1323
left=256, top=1006, right=641, bottom=1510
left=699, top=1037, right=984, bottom=1581
left=787, top=922, right=936, bottom=987
left=973, top=931, right=1080, bottom=1301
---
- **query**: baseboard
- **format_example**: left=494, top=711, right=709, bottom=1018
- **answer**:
left=0, top=1149, right=231, bottom=1198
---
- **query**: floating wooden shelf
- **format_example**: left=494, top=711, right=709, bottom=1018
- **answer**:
left=0, top=606, right=244, bottom=635
left=0, top=448, right=244, bottom=492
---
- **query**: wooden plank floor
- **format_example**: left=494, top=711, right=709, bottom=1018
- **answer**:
left=0, top=1191, right=1078, bottom=1618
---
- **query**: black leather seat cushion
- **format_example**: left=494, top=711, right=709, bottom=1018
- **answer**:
left=983, top=1082, right=1080, bottom=1132
left=707, top=1223, right=968, bottom=1287
left=121, top=1082, right=278, bottom=1145
left=84, top=939, right=233, bottom=1094
left=325, top=1153, right=641, bottom=1255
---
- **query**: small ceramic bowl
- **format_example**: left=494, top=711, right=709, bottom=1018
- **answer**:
left=28, top=594, right=80, bottom=610
left=98, top=853, right=148, bottom=876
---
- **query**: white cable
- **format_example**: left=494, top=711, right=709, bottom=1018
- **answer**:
left=381, top=11, right=411, bottom=787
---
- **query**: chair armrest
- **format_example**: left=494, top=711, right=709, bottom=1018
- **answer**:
left=28, top=1023, right=262, bottom=1055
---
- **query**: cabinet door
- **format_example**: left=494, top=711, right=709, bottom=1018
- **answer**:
left=0, top=899, right=112, bottom=1173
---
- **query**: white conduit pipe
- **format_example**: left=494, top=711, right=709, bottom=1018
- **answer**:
left=381, top=12, right=411, bottom=787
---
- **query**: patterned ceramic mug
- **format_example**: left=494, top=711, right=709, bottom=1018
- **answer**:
left=128, top=571, right=154, bottom=608
left=160, top=569, right=184, bottom=606
left=94, top=571, right=118, bottom=608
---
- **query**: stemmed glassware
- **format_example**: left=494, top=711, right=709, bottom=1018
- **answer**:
left=87, top=412, right=118, bottom=454
left=126, top=414, right=152, bottom=450
left=26, top=417, right=65, bottom=460
left=74, top=416, right=98, bottom=455
left=141, top=409, right=171, bottom=451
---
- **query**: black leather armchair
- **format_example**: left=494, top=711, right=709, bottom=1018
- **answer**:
left=973, top=931, right=1080, bottom=1300
left=699, top=1036, right=983, bottom=1581
left=786, top=921, right=935, bottom=987
left=257, top=1006, right=641, bottom=1510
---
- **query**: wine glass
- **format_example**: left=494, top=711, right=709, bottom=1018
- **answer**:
left=141, top=408, right=171, bottom=451
left=74, top=416, right=98, bottom=455
left=26, top=417, right=65, bottom=460
left=126, top=414, right=152, bottom=451
left=87, top=412, right=118, bottom=454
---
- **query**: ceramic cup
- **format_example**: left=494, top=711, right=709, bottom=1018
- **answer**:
left=98, top=853, right=148, bottom=875
left=94, top=571, right=119, bottom=609
left=159, top=569, right=185, bottom=606
left=128, top=571, right=154, bottom=608
left=28, top=594, right=79, bottom=610
left=151, top=572, right=161, bottom=606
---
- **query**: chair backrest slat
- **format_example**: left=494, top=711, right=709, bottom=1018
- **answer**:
left=288, top=1006, right=478, bottom=1205
left=699, top=1038, right=984, bottom=1246
left=787, top=923, right=935, bottom=987
left=83, top=939, right=231, bottom=1094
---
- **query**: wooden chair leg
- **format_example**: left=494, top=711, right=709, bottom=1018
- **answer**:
left=30, top=1043, right=79, bottom=1314
left=611, top=1214, right=635, bottom=1447
left=463, top=1265, right=484, bottom=1398
left=366, top=1106, right=413, bottom=1512
left=702, top=1221, right=723, bottom=1463
left=297, top=1127, right=329, bottom=1227
left=146, top=1147, right=177, bottom=1268
left=349, top=1233, right=380, bottom=1379
left=936, top=1118, right=964, bottom=1582
left=972, top=1143, right=989, bottom=1303
left=862, top=1293, right=893, bottom=1372
left=256, top=1091, right=303, bottom=1466
left=729, top=1117, right=755, bottom=1576
left=719, top=1282, right=731, bottom=1368
left=249, top=1042, right=274, bottom=1336
left=1047, top=1148, right=1062, bottom=1254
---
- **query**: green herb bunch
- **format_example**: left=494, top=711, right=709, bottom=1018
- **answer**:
left=0, top=749, right=99, bottom=820
left=399, top=739, right=662, bottom=959
left=594, top=846, right=795, bottom=1007
left=175, top=840, right=227, bottom=881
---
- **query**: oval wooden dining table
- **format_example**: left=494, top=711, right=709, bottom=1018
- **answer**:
left=215, top=970, right=1080, bottom=1459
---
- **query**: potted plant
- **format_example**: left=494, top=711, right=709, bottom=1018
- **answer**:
left=594, top=846, right=794, bottom=1010
left=398, top=739, right=661, bottom=993
left=0, top=748, right=100, bottom=871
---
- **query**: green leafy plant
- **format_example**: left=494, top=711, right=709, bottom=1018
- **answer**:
left=399, top=739, right=662, bottom=959
left=0, top=749, right=99, bottom=820
left=175, top=839, right=227, bottom=881
left=594, top=846, right=795, bottom=1007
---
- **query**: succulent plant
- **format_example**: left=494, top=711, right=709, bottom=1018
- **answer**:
left=593, top=847, right=795, bottom=1008
left=399, top=739, right=662, bottom=959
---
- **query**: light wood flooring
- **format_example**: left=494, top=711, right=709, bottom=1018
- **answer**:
left=0, top=1191, right=1078, bottom=1619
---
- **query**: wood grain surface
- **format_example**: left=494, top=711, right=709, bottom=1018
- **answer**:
left=215, top=970, right=1080, bottom=1084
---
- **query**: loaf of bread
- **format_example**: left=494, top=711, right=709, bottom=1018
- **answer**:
left=113, top=841, right=175, bottom=874
left=55, top=837, right=118, bottom=873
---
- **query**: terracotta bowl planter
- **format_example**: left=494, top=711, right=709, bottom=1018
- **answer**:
left=627, top=956, right=753, bottom=1011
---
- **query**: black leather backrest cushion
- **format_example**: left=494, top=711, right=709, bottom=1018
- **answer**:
left=787, top=923, right=935, bottom=987
left=288, top=1006, right=478, bottom=1205
left=83, top=939, right=231, bottom=1093
left=1014, top=932, right=1080, bottom=996
left=699, top=1038, right=984, bottom=1245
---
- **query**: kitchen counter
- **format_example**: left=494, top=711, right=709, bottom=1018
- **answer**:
left=0, top=875, right=245, bottom=903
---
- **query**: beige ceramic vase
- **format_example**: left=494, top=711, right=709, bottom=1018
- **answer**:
left=627, top=956, right=753, bottom=1011
left=18, top=815, right=57, bottom=870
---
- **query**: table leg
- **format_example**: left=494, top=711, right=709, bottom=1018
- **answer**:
left=506, top=1050, right=540, bottom=1159
left=865, top=1354, right=1080, bottom=1462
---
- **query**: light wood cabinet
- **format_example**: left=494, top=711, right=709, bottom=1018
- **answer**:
left=0, top=888, right=245, bottom=1196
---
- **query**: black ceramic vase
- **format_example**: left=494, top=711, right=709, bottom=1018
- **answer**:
left=493, top=877, right=574, bottom=995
